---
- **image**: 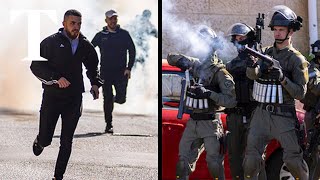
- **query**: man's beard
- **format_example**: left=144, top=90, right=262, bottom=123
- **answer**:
left=108, top=23, right=117, bottom=30
left=66, top=29, right=79, bottom=39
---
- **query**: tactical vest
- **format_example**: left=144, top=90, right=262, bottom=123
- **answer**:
left=185, top=63, right=223, bottom=114
left=252, top=46, right=294, bottom=104
left=227, top=55, right=254, bottom=104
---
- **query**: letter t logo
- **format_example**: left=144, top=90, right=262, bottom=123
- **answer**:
left=10, top=10, right=57, bottom=61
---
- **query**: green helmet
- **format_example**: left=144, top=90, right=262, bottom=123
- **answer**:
left=228, top=23, right=254, bottom=36
left=227, top=23, right=255, bottom=45
left=268, top=5, right=302, bottom=31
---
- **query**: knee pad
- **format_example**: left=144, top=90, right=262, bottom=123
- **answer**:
left=243, top=156, right=262, bottom=179
left=176, top=159, right=191, bottom=180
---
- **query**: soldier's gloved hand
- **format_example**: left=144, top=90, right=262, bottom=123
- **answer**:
left=194, top=86, right=212, bottom=99
left=186, top=87, right=197, bottom=98
left=176, top=57, right=192, bottom=71
left=246, top=55, right=257, bottom=67
left=269, top=67, right=285, bottom=82
left=308, top=78, right=316, bottom=89
left=259, top=61, right=269, bottom=74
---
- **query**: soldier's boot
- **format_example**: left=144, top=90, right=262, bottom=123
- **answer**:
left=243, top=156, right=262, bottom=180
left=176, top=159, right=191, bottom=180
left=207, top=161, right=225, bottom=180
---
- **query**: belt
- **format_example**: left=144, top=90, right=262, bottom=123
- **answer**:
left=225, top=107, right=245, bottom=115
left=190, top=113, right=215, bottom=120
left=259, top=103, right=295, bottom=117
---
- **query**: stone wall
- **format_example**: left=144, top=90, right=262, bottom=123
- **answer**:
left=162, top=0, right=310, bottom=58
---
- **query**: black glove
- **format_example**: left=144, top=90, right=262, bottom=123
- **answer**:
left=308, top=78, right=316, bottom=89
left=259, top=61, right=269, bottom=74
left=268, top=67, right=285, bottom=81
left=186, top=87, right=197, bottom=98
left=193, top=86, right=212, bottom=99
left=246, top=56, right=257, bottom=68
left=176, top=57, right=192, bottom=71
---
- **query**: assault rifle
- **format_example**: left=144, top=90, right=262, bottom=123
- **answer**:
left=240, top=46, right=282, bottom=69
left=254, top=13, right=264, bottom=48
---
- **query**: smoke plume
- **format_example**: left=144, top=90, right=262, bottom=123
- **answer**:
left=162, top=0, right=238, bottom=63
left=0, top=0, right=158, bottom=116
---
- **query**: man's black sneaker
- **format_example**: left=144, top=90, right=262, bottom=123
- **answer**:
left=32, top=135, right=44, bottom=156
left=52, top=177, right=62, bottom=180
left=105, top=127, right=114, bottom=134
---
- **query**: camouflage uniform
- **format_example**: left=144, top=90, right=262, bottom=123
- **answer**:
left=244, top=44, right=309, bottom=180
left=300, top=59, right=320, bottom=180
left=225, top=52, right=259, bottom=180
left=167, top=53, right=237, bottom=180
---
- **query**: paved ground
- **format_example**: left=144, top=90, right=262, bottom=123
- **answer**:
left=0, top=94, right=158, bottom=180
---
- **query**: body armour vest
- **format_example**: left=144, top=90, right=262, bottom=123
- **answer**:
left=252, top=46, right=297, bottom=105
left=185, top=60, right=223, bottom=114
left=301, top=59, right=320, bottom=108
left=227, top=53, right=254, bottom=104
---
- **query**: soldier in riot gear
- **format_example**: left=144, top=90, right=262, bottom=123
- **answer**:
left=168, top=26, right=237, bottom=180
left=300, top=40, right=320, bottom=180
left=244, top=5, right=309, bottom=180
left=311, top=40, right=320, bottom=60
left=228, top=23, right=256, bottom=47
left=225, top=23, right=262, bottom=180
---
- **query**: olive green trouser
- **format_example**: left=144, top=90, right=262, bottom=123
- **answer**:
left=177, top=118, right=225, bottom=180
left=227, top=113, right=266, bottom=180
left=243, top=105, right=309, bottom=180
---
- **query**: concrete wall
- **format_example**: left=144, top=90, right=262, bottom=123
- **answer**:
left=162, top=0, right=310, bottom=58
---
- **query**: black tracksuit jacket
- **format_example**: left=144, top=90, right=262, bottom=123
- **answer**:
left=30, top=28, right=102, bottom=96
left=91, top=25, right=136, bottom=80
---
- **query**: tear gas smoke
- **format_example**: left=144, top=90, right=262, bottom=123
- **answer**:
left=0, top=0, right=158, bottom=116
left=124, top=10, right=158, bottom=65
left=162, top=0, right=238, bottom=64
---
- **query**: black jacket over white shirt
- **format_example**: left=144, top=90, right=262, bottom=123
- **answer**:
left=30, top=28, right=102, bottom=96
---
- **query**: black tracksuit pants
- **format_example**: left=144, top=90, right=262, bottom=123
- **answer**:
left=38, top=91, right=82, bottom=179
left=102, top=75, right=128, bottom=127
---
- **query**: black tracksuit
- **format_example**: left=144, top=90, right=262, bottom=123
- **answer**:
left=91, top=25, right=135, bottom=127
left=30, top=28, right=102, bottom=179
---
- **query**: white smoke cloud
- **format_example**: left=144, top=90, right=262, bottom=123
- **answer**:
left=0, top=0, right=158, bottom=116
left=162, top=0, right=238, bottom=63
